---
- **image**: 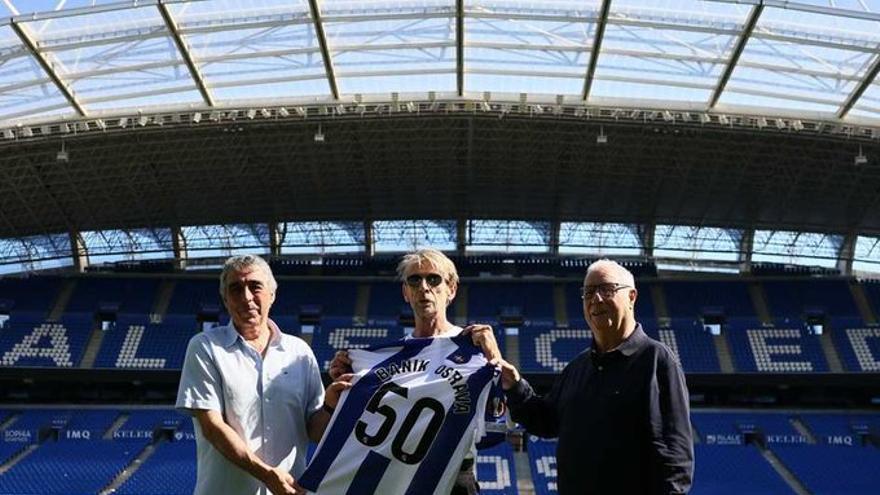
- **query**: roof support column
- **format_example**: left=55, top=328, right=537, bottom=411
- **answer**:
left=457, top=218, right=467, bottom=257
left=549, top=220, right=560, bottom=256
left=837, top=231, right=857, bottom=276
left=172, top=226, right=187, bottom=270
left=70, top=230, right=87, bottom=273
left=269, top=222, right=282, bottom=257
left=364, top=220, right=374, bottom=257
left=638, top=223, right=655, bottom=259
left=739, top=228, right=754, bottom=274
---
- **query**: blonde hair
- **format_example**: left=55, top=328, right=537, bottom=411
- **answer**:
left=396, top=249, right=459, bottom=287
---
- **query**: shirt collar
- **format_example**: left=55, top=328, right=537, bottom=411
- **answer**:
left=591, top=322, right=645, bottom=357
left=220, top=318, right=285, bottom=351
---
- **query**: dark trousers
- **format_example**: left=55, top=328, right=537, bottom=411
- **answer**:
left=451, top=458, right=480, bottom=495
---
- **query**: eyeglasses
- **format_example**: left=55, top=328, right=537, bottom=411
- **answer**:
left=405, top=273, right=445, bottom=288
left=581, top=283, right=631, bottom=300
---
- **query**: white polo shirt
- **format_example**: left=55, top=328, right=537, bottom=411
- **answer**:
left=176, top=319, right=324, bottom=495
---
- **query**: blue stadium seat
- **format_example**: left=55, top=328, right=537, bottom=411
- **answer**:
left=0, top=440, right=143, bottom=495
left=65, top=277, right=159, bottom=314
left=477, top=441, right=518, bottom=495
left=772, top=444, right=880, bottom=495
left=468, top=282, right=555, bottom=323
left=114, top=440, right=196, bottom=495
left=725, top=318, right=828, bottom=372
left=0, top=314, right=93, bottom=368
left=646, top=319, right=721, bottom=373
left=762, top=279, right=859, bottom=320
left=691, top=445, right=793, bottom=494
left=526, top=436, right=557, bottom=495
left=310, top=319, right=405, bottom=371
left=662, top=280, right=755, bottom=319
left=518, top=323, right=590, bottom=373
left=829, top=317, right=880, bottom=372
left=0, top=276, right=62, bottom=314
left=94, top=314, right=195, bottom=370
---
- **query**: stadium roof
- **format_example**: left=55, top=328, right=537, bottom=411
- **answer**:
left=0, top=0, right=879, bottom=274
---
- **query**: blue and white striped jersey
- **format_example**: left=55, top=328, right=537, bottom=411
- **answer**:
left=300, top=334, right=497, bottom=495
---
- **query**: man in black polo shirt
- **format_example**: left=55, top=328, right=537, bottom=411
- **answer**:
left=492, top=259, right=694, bottom=494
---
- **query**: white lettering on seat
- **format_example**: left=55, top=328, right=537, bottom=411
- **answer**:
left=1, top=324, right=72, bottom=367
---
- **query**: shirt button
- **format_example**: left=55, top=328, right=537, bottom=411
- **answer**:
left=598, top=366, right=603, bottom=371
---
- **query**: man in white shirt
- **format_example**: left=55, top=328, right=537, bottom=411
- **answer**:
left=177, top=254, right=349, bottom=495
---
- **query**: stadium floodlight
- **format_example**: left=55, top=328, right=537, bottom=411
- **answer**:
left=335, top=104, right=346, bottom=115
left=119, top=117, right=128, bottom=128
left=2, top=129, right=14, bottom=139
left=717, top=114, right=729, bottom=125
left=356, top=104, right=367, bottom=115
left=855, top=145, right=868, bottom=166
left=41, top=125, right=50, bottom=135
left=260, top=108, right=271, bottom=118
left=246, top=109, right=257, bottom=119
left=775, top=118, right=786, bottom=129
left=314, top=124, right=325, bottom=143
left=680, top=112, right=691, bottom=122
left=699, top=113, right=711, bottom=124
left=278, top=107, right=289, bottom=117
left=294, top=107, right=306, bottom=117
left=21, top=127, right=33, bottom=137
left=405, top=102, right=416, bottom=113
left=94, top=119, right=106, bottom=130
left=192, top=113, right=202, bottom=123
left=138, top=115, right=149, bottom=127
left=756, top=117, right=767, bottom=129
left=480, top=101, right=491, bottom=112
left=791, top=119, right=804, bottom=131
left=597, top=125, right=607, bottom=144
left=56, top=140, right=68, bottom=162
left=662, top=111, right=674, bottom=122
left=60, top=123, right=70, bottom=133
left=77, top=121, right=89, bottom=132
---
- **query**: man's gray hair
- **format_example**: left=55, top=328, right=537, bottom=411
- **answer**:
left=396, top=248, right=460, bottom=287
left=219, top=254, right=278, bottom=299
left=585, top=259, right=636, bottom=288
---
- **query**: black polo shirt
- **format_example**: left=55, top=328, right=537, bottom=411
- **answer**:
left=506, top=324, right=694, bottom=494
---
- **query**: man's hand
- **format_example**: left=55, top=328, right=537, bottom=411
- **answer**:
left=490, top=358, right=522, bottom=391
left=328, top=350, right=352, bottom=381
left=264, top=466, right=298, bottom=495
left=463, top=324, right=501, bottom=361
left=325, top=373, right=354, bottom=409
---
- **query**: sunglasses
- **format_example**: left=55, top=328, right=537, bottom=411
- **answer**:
left=405, top=273, right=445, bottom=288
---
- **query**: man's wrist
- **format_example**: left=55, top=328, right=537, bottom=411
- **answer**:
left=322, top=403, right=335, bottom=415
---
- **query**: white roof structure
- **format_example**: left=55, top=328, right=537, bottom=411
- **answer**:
left=0, top=0, right=879, bottom=275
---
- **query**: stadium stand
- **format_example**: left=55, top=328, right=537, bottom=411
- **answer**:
left=0, top=314, right=93, bottom=368
left=662, top=280, right=756, bottom=319
left=518, top=322, right=590, bottom=373
left=762, top=279, right=860, bottom=320
left=64, top=277, right=160, bottom=315
left=725, top=318, right=829, bottom=372
left=309, top=319, right=406, bottom=370
left=468, top=281, right=555, bottom=323
left=831, top=317, right=880, bottom=372
left=114, top=439, right=196, bottom=495
left=644, top=319, right=721, bottom=373
left=0, top=277, right=62, bottom=315
left=476, top=441, right=518, bottom=495
left=94, top=315, right=195, bottom=370
left=367, top=281, right=412, bottom=318
left=526, top=437, right=558, bottom=495
left=691, top=445, right=793, bottom=494
left=772, top=444, right=880, bottom=495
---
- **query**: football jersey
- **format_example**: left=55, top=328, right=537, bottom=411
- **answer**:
left=300, top=334, right=497, bottom=495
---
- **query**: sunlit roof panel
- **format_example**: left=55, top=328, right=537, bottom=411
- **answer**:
left=181, top=21, right=316, bottom=60
left=19, top=4, right=160, bottom=37
left=206, top=59, right=331, bottom=101
left=467, top=72, right=580, bottom=95
left=341, top=73, right=454, bottom=95
left=169, top=0, right=306, bottom=21
left=591, top=17, right=737, bottom=103
left=83, top=88, right=206, bottom=112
